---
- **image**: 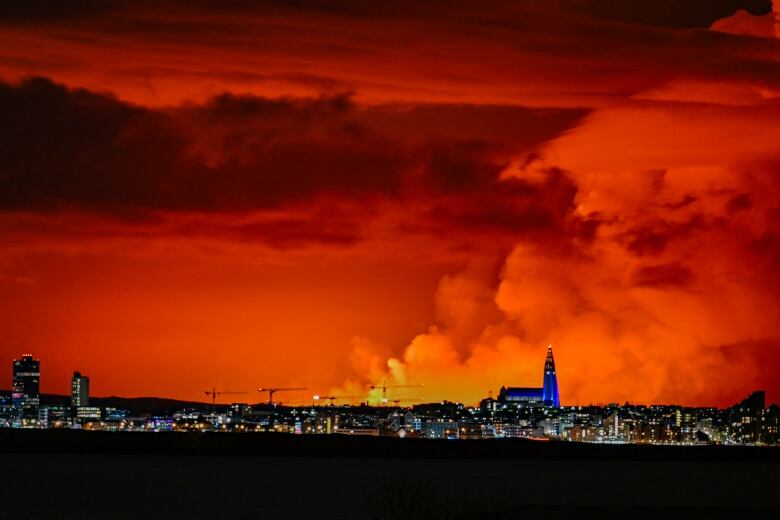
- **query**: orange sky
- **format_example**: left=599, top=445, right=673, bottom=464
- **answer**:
left=1, top=0, right=779, bottom=407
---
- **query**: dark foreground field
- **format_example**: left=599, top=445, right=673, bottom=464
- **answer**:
left=1, top=430, right=778, bottom=519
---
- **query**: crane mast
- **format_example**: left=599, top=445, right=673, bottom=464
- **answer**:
left=369, top=380, right=424, bottom=405
left=203, top=387, right=247, bottom=412
left=258, top=387, right=308, bottom=405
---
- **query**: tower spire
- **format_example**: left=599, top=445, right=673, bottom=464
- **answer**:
left=542, top=344, right=560, bottom=407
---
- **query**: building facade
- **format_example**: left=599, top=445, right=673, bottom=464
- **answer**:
left=71, top=371, right=90, bottom=408
left=12, top=354, right=40, bottom=425
left=542, top=345, right=561, bottom=407
left=498, top=387, right=543, bottom=404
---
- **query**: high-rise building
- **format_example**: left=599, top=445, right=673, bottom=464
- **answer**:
left=542, top=345, right=560, bottom=407
left=12, top=354, right=40, bottom=424
left=71, top=371, right=90, bottom=408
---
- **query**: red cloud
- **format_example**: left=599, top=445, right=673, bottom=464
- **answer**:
left=1, top=1, right=779, bottom=406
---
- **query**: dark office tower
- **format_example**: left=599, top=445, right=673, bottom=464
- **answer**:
left=12, top=354, right=40, bottom=421
left=541, top=345, right=560, bottom=407
left=71, top=371, right=90, bottom=408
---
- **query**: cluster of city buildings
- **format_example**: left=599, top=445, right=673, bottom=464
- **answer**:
left=2, top=354, right=104, bottom=429
left=2, top=350, right=778, bottom=445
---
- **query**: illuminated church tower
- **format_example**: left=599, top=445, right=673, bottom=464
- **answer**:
left=542, top=344, right=560, bottom=407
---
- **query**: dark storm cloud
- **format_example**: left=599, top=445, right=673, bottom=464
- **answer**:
left=630, top=263, right=696, bottom=288
left=167, top=212, right=366, bottom=249
left=624, top=228, right=672, bottom=256
left=1, top=1, right=771, bottom=27
left=0, top=77, right=406, bottom=211
left=0, top=77, right=184, bottom=210
left=3, top=0, right=780, bottom=109
left=727, top=193, right=753, bottom=213
left=0, top=0, right=117, bottom=20
left=413, top=166, right=580, bottom=240
left=621, top=217, right=707, bottom=257
left=565, top=0, right=773, bottom=28
left=0, top=77, right=588, bottom=243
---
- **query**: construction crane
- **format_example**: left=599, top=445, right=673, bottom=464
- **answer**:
left=312, top=395, right=362, bottom=406
left=369, top=380, right=424, bottom=405
left=258, top=387, right=308, bottom=405
left=204, top=388, right=247, bottom=409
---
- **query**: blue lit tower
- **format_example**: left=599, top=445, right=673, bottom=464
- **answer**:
left=541, top=345, right=560, bottom=407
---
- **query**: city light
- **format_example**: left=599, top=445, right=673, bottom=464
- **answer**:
left=2, top=349, right=777, bottom=445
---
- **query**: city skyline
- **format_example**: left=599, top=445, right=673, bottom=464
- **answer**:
left=1, top=1, right=780, bottom=408
left=3, top=349, right=777, bottom=446
left=4, top=345, right=774, bottom=410
left=2, top=4, right=779, bottom=518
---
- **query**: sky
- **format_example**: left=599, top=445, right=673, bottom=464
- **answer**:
left=1, top=0, right=779, bottom=407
